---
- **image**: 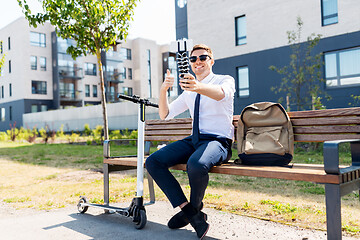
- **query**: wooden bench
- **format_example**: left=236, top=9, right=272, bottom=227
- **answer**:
left=103, top=107, right=360, bottom=240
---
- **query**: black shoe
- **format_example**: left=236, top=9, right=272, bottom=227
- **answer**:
left=168, top=210, right=208, bottom=229
left=168, top=203, right=205, bottom=229
left=189, top=211, right=209, bottom=239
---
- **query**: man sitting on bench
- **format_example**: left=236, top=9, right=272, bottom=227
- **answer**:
left=145, top=44, right=235, bottom=239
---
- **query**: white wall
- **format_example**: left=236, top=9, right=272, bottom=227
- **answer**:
left=23, top=96, right=189, bottom=132
left=23, top=100, right=160, bottom=131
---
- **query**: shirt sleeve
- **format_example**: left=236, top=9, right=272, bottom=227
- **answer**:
left=165, top=93, right=189, bottom=120
left=219, top=75, right=235, bottom=102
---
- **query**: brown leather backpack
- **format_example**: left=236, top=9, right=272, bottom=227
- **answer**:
left=236, top=102, right=294, bottom=166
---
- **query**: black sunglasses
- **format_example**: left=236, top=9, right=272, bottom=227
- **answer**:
left=189, top=55, right=211, bottom=63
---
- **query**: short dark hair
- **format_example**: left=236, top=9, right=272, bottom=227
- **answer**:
left=191, top=44, right=213, bottom=59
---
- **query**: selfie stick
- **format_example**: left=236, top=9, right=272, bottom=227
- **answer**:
left=170, top=39, right=193, bottom=78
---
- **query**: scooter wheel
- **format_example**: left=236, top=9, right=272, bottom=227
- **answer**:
left=134, top=209, right=147, bottom=229
left=77, top=196, right=89, bottom=214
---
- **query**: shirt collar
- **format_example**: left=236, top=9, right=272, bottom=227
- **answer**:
left=199, top=72, right=215, bottom=84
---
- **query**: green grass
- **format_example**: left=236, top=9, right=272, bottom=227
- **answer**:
left=0, top=142, right=157, bottom=169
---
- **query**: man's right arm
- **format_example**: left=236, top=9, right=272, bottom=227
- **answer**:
left=159, top=69, right=174, bottom=120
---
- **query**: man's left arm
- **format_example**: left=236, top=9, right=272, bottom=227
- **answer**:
left=180, top=74, right=234, bottom=101
left=196, top=83, right=225, bottom=101
left=181, top=74, right=235, bottom=101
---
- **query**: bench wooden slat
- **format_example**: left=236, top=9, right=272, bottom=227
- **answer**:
left=288, top=107, right=360, bottom=118
left=293, top=125, right=360, bottom=134
left=291, top=116, right=360, bottom=126
left=145, top=135, right=190, bottom=141
left=145, top=129, right=192, bottom=136
left=103, top=157, right=342, bottom=184
left=294, top=134, right=360, bottom=142
left=146, top=118, right=192, bottom=125
left=146, top=124, right=192, bottom=130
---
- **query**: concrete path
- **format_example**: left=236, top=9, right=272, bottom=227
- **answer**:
left=0, top=201, right=357, bottom=240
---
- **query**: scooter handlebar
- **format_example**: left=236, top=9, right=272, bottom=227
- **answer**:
left=117, top=94, right=159, bottom=108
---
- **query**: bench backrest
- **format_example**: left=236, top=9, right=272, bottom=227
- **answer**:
left=145, top=107, right=360, bottom=142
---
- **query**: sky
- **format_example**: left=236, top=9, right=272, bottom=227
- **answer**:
left=0, top=0, right=176, bottom=45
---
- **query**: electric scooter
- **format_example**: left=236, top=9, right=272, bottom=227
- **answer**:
left=77, top=94, right=158, bottom=229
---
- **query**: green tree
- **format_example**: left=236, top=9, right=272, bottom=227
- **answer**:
left=18, top=0, right=138, bottom=140
left=269, top=16, right=329, bottom=111
left=0, top=41, right=5, bottom=76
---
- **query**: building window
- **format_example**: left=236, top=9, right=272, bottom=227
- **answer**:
left=1, top=86, right=3, bottom=99
left=41, top=105, right=47, bottom=112
left=30, top=56, right=37, bottom=70
left=123, top=67, right=126, bottom=79
left=32, top=80, right=47, bottom=94
left=31, top=105, right=38, bottom=113
left=40, top=57, right=46, bottom=71
left=1, top=108, right=5, bottom=121
left=237, top=66, right=249, bottom=97
left=235, top=15, right=247, bottom=46
left=321, top=0, right=338, bottom=26
left=122, top=87, right=133, bottom=96
left=30, top=32, right=46, bottom=47
left=85, top=84, right=90, bottom=97
left=325, top=47, right=360, bottom=88
left=9, top=60, right=11, bottom=73
left=128, top=68, right=132, bottom=80
left=9, top=106, right=12, bottom=121
left=147, top=49, right=152, bottom=98
left=120, top=48, right=132, bottom=60
left=84, top=62, right=96, bottom=76
left=8, top=37, right=10, bottom=50
left=93, top=84, right=98, bottom=97
left=9, top=83, right=11, bottom=97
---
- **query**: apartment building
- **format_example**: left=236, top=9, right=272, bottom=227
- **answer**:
left=175, top=0, right=360, bottom=113
left=0, top=17, right=173, bottom=131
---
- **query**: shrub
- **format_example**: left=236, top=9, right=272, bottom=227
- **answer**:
left=0, top=132, right=8, bottom=141
left=84, top=123, right=92, bottom=136
left=56, top=124, right=65, bottom=138
left=7, top=122, right=19, bottom=141
left=68, top=132, right=80, bottom=144
left=39, top=125, right=56, bottom=144
left=92, top=125, right=103, bottom=144
left=109, top=130, right=121, bottom=140
left=27, top=127, right=38, bottom=143
left=121, top=128, right=131, bottom=138
left=129, top=130, right=138, bottom=146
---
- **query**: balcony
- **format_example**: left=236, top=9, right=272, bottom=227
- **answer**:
left=59, top=90, right=82, bottom=101
left=107, top=92, right=117, bottom=102
left=106, top=50, right=123, bottom=61
left=59, top=66, right=84, bottom=79
left=106, top=72, right=124, bottom=83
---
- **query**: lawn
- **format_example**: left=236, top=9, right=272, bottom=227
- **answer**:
left=0, top=141, right=359, bottom=236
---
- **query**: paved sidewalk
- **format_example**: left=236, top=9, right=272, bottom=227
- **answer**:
left=0, top=201, right=358, bottom=240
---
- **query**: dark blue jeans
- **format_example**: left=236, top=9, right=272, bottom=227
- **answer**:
left=145, top=135, right=232, bottom=209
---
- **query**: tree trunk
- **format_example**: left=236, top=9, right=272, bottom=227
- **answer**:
left=96, top=49, right=109, bottom=140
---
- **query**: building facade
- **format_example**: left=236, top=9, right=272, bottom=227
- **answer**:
left=0, top=17, right=172, bottom=131
left=175, top=0, right=360, bottom=114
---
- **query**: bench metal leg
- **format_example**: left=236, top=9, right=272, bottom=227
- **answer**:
left=104, top=163, right=109, bottom=206
left=147, top=171, right=156, bottom=205
left=325, top=184, right=342, bottom=240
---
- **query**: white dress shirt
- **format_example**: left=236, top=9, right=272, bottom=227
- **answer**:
left=165, top=72, right=235, bottom=140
